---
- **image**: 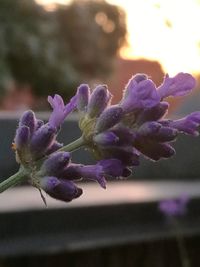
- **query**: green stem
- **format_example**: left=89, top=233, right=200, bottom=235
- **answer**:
left=171, top=218, right=191, bottom=267
left=58, top=135, right=86, bottom=152
left=0, top=168, right=28, bottom=193
left=0, top=136, right=86, bottom=194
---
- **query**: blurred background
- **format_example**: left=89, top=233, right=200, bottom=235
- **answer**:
left=1, top=1, right=200, bottom=266
left=1, top=0, right=200, bottom=110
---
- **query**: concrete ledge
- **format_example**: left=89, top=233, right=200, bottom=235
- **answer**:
left=0, top=181, right=200, bottom=257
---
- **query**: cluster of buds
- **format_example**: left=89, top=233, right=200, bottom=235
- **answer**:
left=76, top=72, right=199, bottom=166
left=12, top=72, right=200, bottom=202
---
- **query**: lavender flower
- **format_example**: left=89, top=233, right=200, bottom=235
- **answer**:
left=159, top=195, right=189, bottom=217
left=75, top=72, right=199, bottom=170
left=10, top=71, right=200, bottom=203
left=157, top=73, right=196, bottom=99
left=38, top=154, right=125, bottom=201
left=160, top=112, right=200, bottom=136
left=120, top=74, right=160, bottom=113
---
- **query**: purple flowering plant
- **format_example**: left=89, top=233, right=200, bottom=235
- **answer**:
left=159, top=194, right=189, bottom=217
left=0, top=72, right=200, bottom=203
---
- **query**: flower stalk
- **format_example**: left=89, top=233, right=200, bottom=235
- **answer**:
left=0, top=168, right=28, bottom=193
left=58, top=135, right=85, bottom=153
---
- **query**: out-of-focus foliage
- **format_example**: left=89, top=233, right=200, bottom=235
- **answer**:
left=0, top=0, right=127, bottom=99
left=56, top=0, right=127, bottom=79
left=0, top=0, right=78, bottom=98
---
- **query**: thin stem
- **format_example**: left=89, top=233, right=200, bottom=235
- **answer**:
left=171, top=217, right=191, bottom=267
left=0, top=168, right=28, bottom=193
left=58, top=135, right=86, bottom=152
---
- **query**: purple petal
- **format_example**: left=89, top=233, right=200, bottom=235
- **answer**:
left=48, top=94, right=77, bottom=129
left=121, top=77, right=160, bottom=113
left=98, top=159, right=124, bottom=177
left=157, top=73, right=196, bottom=99
left=77, top=165, right=106, bottom=189
left=61, top=164, right=106, bottom=188
left=161, top=111, right=200, bottom=136
left=40, top=176, right=82, bottom=202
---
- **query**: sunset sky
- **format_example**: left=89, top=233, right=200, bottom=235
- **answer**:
left=36, top=0, right=200, bottom=76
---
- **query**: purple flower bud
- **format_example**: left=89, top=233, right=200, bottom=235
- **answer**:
left=40, top=176, right=82, bottom=202
left=87, top=85, right=112, bottom=118
left=136, top=102, right=169, bottom=124
left=138, top=122, right=161, bottom=136
left=159, top=194, right=189, bottom=217
left=138, top=122, right=178, bottom=142
left=152, top=127, right=178, bottom=142
left=40, top=152, right=71, bottom=176
left=112, top=127, right=136, bottom=146
left=61, top=163, right=106, bottom=188
left=59, top=164, right=83, bottom=181
left=132, top=73, right=148, bottom=83
left=19, top=110, right=36, bottom=135
left=35, top=120, right=44, bottom=130
left=121, top=76, right=160, bottom=113
left=98, top=159, right=124, bottom=177
left=45, top=141, right=63, bottom=155
left=14, top=126, right=30, bottom=150
left=80, top=165, right=106, bottom=188
left=30, top=124, right=56, bottom=159
left=94, top=132, right=119, bottom=146
left=101, top=146, right=140, bottom=166
left=48, top=94, right=77, bottom=129
left=157, top=73, right=196, bottom=99
left=134, top=138, right=175, bottom=161
left=95, top=106, right=123, bottom=133
left=161, top=111, right=200, bottom=136
left=77, top=84, right=90, bottom=112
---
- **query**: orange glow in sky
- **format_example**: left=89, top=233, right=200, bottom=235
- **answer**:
left=36, top=0, right=200, bottom=75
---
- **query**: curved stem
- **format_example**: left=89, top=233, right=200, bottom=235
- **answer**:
left=0, top=168, right=28, bottom=193
left=58, top=135, right=86, bottom=152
